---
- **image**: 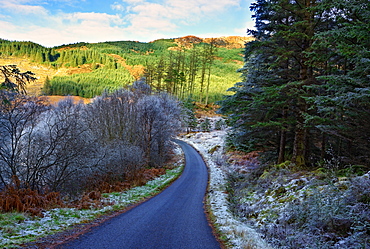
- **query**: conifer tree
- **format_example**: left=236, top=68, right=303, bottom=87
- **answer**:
left=222, top=0, right=328, bottom=166
left=222, top=0, right=370, bottom=167
left=42, top=76, right=52, bottom=95
left=306, top=0, right=370, bottom=164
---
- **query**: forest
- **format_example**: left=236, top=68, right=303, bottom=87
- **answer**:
left=220, top=0, right=370, bottom=248
left=1, top=0, right=369, bottom=247
left=0, top=36, right=244, bottom=103
left=0, top=66, right=184, bottom=215
left=221, top=0, right=370, bottom=169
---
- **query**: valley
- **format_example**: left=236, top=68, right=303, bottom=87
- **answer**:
left=0, top=35, right=252, bottom=103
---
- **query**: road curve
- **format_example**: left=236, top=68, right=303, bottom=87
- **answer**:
left=60, top=139, right=221, bottom=249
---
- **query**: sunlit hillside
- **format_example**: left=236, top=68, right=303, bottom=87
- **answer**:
left=0, top=36, right=253, bottom=103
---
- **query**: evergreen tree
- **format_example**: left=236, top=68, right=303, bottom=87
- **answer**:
left=222, top=0, right=370, bottom=167
left=42, top=76, right=52, bottom=95
left=306, top=0, right=370, bottom=164
left=222, top=0, right=329, bottom=166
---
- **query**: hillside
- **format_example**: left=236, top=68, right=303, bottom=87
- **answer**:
left=0, top=36, right=251, bottom=102
left=0, top=57, right=56, bottom=96
left=173, top=35, right=254, bottom=49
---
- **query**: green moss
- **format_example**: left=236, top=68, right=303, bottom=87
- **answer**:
left=338, top=165, right=368, bottom=177
left=277, top=194, right=295, bottom=203
left=259, top=170, right=272, bottom=179
left=273, top=186, right=287, bottom=197
left=0, top=213, right=27, bottom=226
left=275, top=161, right=292, bottom=169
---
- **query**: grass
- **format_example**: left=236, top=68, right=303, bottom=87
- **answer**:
left=1, top=37, right=245, bottom=102
left=228, top=162, right=370, bottom=248
left=0, top=165, right=183, bottom=248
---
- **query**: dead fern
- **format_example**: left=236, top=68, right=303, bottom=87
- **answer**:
left=0, top=182, right=64, bottom=216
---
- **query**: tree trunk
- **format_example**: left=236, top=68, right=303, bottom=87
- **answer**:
left=278, top=109, right=287, bottom=164
left=292, top=124, right=306, bottom=168
left=321, top=132, right=326, bottom=160
left=292, top=94, right=308, bottom=167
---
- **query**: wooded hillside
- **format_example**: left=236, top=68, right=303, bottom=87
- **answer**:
left=221, top=0, right=370, bottom=169
left=0, top=36, right=250, bottom=103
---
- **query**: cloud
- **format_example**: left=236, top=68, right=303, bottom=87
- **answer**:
left=0, top=0, right=249, bottom=47
left=1, top=20, right=126, bottom=47
left=111, top=3, right=126, bottom=12
left=122, top=0, right=144, bottom=4
left=62, top=12, right=124, bottom=26
left=0, top=0, right=133, bottom=46
left=0, top=0, right=49, bottom=16
left=118, top=0, right=242, bottom=35
left=234, top=20, right=256, bottom=34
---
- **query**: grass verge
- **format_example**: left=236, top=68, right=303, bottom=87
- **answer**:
left=0, top=165, right=183, bottom=248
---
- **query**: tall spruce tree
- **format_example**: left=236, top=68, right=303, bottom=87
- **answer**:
left=222, top=0, right=329, bottom=166
left=222, top=0, right=370, bottom=167
left=306, top=0, right=370, bottom=165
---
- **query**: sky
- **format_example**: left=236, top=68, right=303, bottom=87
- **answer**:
left=0, top=0, right=255, bottom=47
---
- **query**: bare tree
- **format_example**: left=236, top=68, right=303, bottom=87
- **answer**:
left=136, top=93, right=182, bottom=167
left=136, top=95, right=162, bottom=166
left=85, top=88, right=146, bottom=180
left=0, top=97, right=95, bottom=192
left=153, top=93, right=182, bottom=165
left=23, top=98, right=94, bottom=192
left=0, top=96, right=46, bottom=188
left=0, top=77, right=182, bottom=194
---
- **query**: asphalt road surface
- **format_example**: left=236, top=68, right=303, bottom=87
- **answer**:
left=61, top=140, right=221, bottom=249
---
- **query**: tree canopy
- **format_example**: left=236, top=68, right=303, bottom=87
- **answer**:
left=221, top=0, right=370, bottom=168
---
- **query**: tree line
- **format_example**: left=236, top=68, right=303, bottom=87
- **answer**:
left=1, top=38, right=242, bottom=103
left=144, top=42, right=217, bottom=104
left=0, top=39, right=177, bottom=69
left=0, top=69, right=182, bottom=195
left=43, top=68, right=135, bottom=98
left=220, top=0, right=370, bottom=168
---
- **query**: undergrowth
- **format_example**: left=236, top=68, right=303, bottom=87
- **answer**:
left=0, top=164, right=183, bottom=248
left=227, top=152, right=370, bottom=249
left=0, top=183, right=64, bottom=216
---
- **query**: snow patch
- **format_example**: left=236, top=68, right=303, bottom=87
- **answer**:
left=181, top=129, right=273, bottom=249
left=0, top=166, right=183, bottom=248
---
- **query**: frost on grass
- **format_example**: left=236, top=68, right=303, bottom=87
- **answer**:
left=180, top=127, right=272, bottom=249
left=238, top=168, right=370, bottom=249
left=0, top=164, right=183, bottom=249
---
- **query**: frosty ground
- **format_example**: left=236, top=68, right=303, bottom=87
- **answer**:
left=0, top=124, right=273, bottom=249
left=181, top=129, right=272, bottom=249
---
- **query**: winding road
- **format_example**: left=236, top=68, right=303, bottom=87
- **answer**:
left=60, top=140, right=221, bottom=249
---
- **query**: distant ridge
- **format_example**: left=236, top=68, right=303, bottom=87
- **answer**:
left=0, top=35, right=253, bottom=49
left=173, top=35, right=254, bottom=49
left=0, top=36, right=245, bottom=100
left=151, top=35, right=254, bottom=49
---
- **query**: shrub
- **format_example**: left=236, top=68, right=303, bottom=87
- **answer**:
left=227, top=155, right=370, bottom=248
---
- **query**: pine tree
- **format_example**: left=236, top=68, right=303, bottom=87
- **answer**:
left=306, top=0, right=370, bottom=164
left=222, top=0, right=329, bottom=166
left=42, top=76, right=52, bottom=95
left=222, top=0, right=370, bottom=167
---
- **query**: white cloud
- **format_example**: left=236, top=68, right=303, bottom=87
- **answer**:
left=0, top=0, right=249, bottom=47
left=234, top=20, right=255, bottom=34
left=0, top=7, right=131, bottom=47
left=1, top=19, right=127, bottom=47
left=111, top=3, right=125, bottom=12
left=110, top=2, right=126, bottom=12
left=119, top=0, right=242, bottom=35
left=122, top=0, right=144, bottom=4
left=62, top=12, right=124, bottom=26
left=0, top=0, right=49, bottom=16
